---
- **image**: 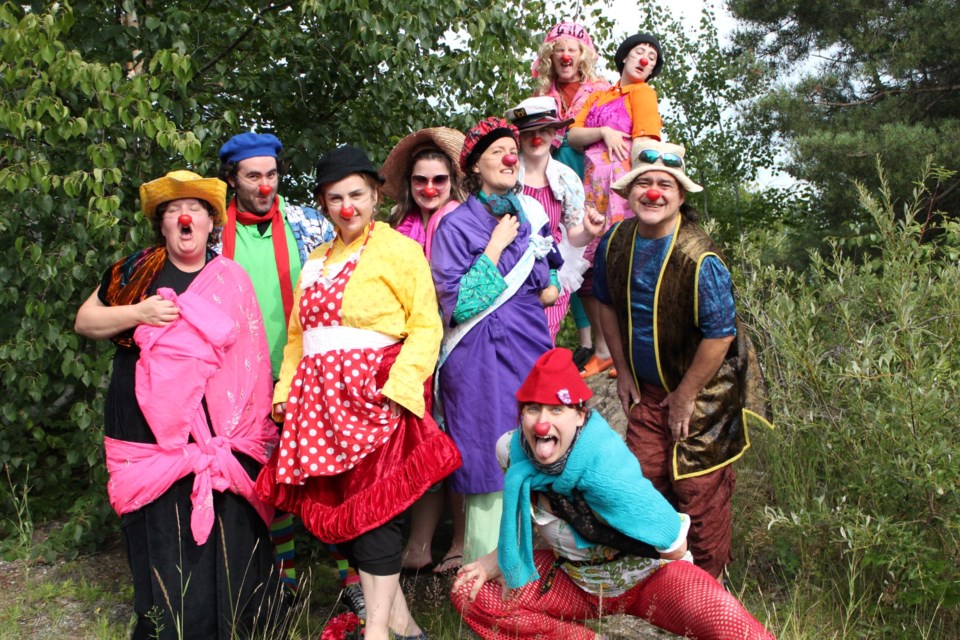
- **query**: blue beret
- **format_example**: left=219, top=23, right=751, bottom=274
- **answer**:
left=218, top=132, right=283, bottom=164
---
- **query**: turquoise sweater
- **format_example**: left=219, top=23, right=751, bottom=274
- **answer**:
left=498, top=411, right=682, bottom=589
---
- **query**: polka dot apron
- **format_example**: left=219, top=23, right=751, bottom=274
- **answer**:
left=275, top=226, right=400, bottom=483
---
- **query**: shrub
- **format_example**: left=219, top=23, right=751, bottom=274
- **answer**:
left=733, top=161, right=960, bottom=637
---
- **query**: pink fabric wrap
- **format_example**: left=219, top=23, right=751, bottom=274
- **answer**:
left=543, top=79, right=611, bottom=148
left=104, top=257, right=278, bottom=545
left=396, top=199, right=461, bottom=261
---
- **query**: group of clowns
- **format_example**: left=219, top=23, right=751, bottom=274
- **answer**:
left=75, top=21, right=775, bottom=640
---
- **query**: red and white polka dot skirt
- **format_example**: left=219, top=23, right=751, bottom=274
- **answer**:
left=275, top=244, right=400, bottom=484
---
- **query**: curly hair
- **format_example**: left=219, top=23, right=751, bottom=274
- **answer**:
left=388, top=149, right=466, bottom=228
left=151, top=200, right=221, bottom=247
left=533, top=38, right=603, bottom=97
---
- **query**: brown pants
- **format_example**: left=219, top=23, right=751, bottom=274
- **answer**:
left=626, top=383, right=735, bottom=578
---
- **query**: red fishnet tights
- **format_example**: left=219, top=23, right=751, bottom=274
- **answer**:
left=451, top=550, right=775, bottom=640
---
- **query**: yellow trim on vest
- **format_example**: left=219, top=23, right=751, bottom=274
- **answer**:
left=671, top=408, right=774, bottom=479
left=652, top=220, right=681, bottom=392
left=693, top=251, right=721, bottom=329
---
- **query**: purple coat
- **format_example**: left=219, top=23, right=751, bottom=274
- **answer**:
left=431, top=195, right=553, bottom=494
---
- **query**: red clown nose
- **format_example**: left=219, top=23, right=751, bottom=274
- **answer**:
left=178, top=214, right=192, bottom=226
left=533, top=422, right=551, bottom=437
left=422, top=186, right=438, bottom=198
left=560, top=54, right=572, bottom=64
left=645, top=188, right=662, bottom=202
left=531, top=136, right=544, bottom=146
left=639, top=58, right=649, bottom=67
left=258, top=184, right=272, bottom=196
left=340, top=205, right=355, bottom=219
left=502, top=154, right=519, bottom=166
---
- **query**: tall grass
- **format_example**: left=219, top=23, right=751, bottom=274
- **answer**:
left=731, top=161, right=960, bottom=638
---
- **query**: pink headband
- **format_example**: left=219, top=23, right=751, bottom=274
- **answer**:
left=531, top=21, right=596, bottom=78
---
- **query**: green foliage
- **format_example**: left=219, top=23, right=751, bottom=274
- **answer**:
left=0, top=0, right=596, bottom=555
left=729, top=0, right=960, bottom=231
left=734, top=161, right=960, bottom=636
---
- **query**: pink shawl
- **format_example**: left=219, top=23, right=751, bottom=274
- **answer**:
left=103, top=257, right=278, bottom=545
left=395, top=200, right=461, bottom=261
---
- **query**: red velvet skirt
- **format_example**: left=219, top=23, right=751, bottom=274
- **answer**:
left=256, top=344, right=461, bottom=543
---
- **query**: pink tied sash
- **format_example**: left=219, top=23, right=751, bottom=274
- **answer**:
left=104, top=258, right=277, bottom=545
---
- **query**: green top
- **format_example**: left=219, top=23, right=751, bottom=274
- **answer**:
left=232, top=215, right=303, bottom=380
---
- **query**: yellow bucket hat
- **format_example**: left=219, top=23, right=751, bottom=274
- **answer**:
left=139, top=170, right=227, bottom=225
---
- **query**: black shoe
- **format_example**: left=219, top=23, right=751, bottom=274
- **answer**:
left=572, top=346, right=594, bottom=370
left=342, top=582, right=367, bottom=619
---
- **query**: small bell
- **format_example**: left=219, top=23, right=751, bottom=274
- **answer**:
left=178, top=214, right=192, bottom=226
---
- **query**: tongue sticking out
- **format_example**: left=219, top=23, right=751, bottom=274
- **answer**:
left=502, top=154, right=519, bottom=166
left=178, top=214, right=193, bottom=227
left=535, top=436, right=559, bottom=460
left=340, top=205, right=356, bottom=219
left=258, top=184, right=272, bottom=196
left=422, top=186, right=438, bottom=198
left=645, top=188, right=662, bottom=202
left=531, top=136, right=544, bottom=147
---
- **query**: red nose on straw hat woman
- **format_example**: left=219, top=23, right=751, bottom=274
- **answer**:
left=430, top=116, right=564, bottom=566
left=75, top=170, right=286, bottom=639
left=450, top=347, right=777, bottom=640
left=382, top=127, right=467, bottom=262
left=256, top=145, right=462, bottom=640
left=381, top=127, right=470, bottom=576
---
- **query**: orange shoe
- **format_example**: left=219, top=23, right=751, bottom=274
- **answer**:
left=579, top=355, right=613, bottom=378
left=607, top=367, right=618, bottom=378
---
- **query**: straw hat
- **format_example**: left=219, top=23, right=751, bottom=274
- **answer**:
left=139, top=170, right=227, bottom=224
left=611, top=141, right=702, bottom=197
left=380, top=128, right=466, bottom=201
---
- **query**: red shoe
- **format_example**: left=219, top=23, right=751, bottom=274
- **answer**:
left=579, top=355, right=613, bottom=378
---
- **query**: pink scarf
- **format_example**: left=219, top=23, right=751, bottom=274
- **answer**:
left=104, top=257, right=278, bottom=545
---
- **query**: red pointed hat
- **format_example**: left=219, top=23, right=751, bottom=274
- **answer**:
left=516, top=348, right=593, bottom=405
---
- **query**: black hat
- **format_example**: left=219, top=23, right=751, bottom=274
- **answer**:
left=615, top=33, right=664, bottom=79
left=314, top=145, right=385, bottom=194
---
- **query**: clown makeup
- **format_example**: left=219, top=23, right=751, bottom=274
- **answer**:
left=474, top=136, right=520, bottom=195
left=628, top=171, right=684, bottom=239
left=551, top=37, right=583, bottom=84
left=159, top=198, right=214, bottom=270
left=410, top=157, right=452, bottom=214
left=621, top=42, right=659, bottom=85
left=231, top=156, right=279, bottom=215
left=519, top=126, right=558, bottom=162
left=320, top=174, right=378, bottom=245
left=520, top=403, right=586, bottom=465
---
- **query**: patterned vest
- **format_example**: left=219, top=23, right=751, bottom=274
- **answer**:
left=605, top=217, right=772, bottom=478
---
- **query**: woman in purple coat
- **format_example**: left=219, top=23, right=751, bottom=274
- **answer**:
left=431, top=117, right=559, bottom=564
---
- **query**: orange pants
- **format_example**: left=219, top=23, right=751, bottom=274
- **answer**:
left=627, top=383, right=736, bottom=578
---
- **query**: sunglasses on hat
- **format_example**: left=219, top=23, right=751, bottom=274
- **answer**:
left=637, top=148, right=684, bottom=169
